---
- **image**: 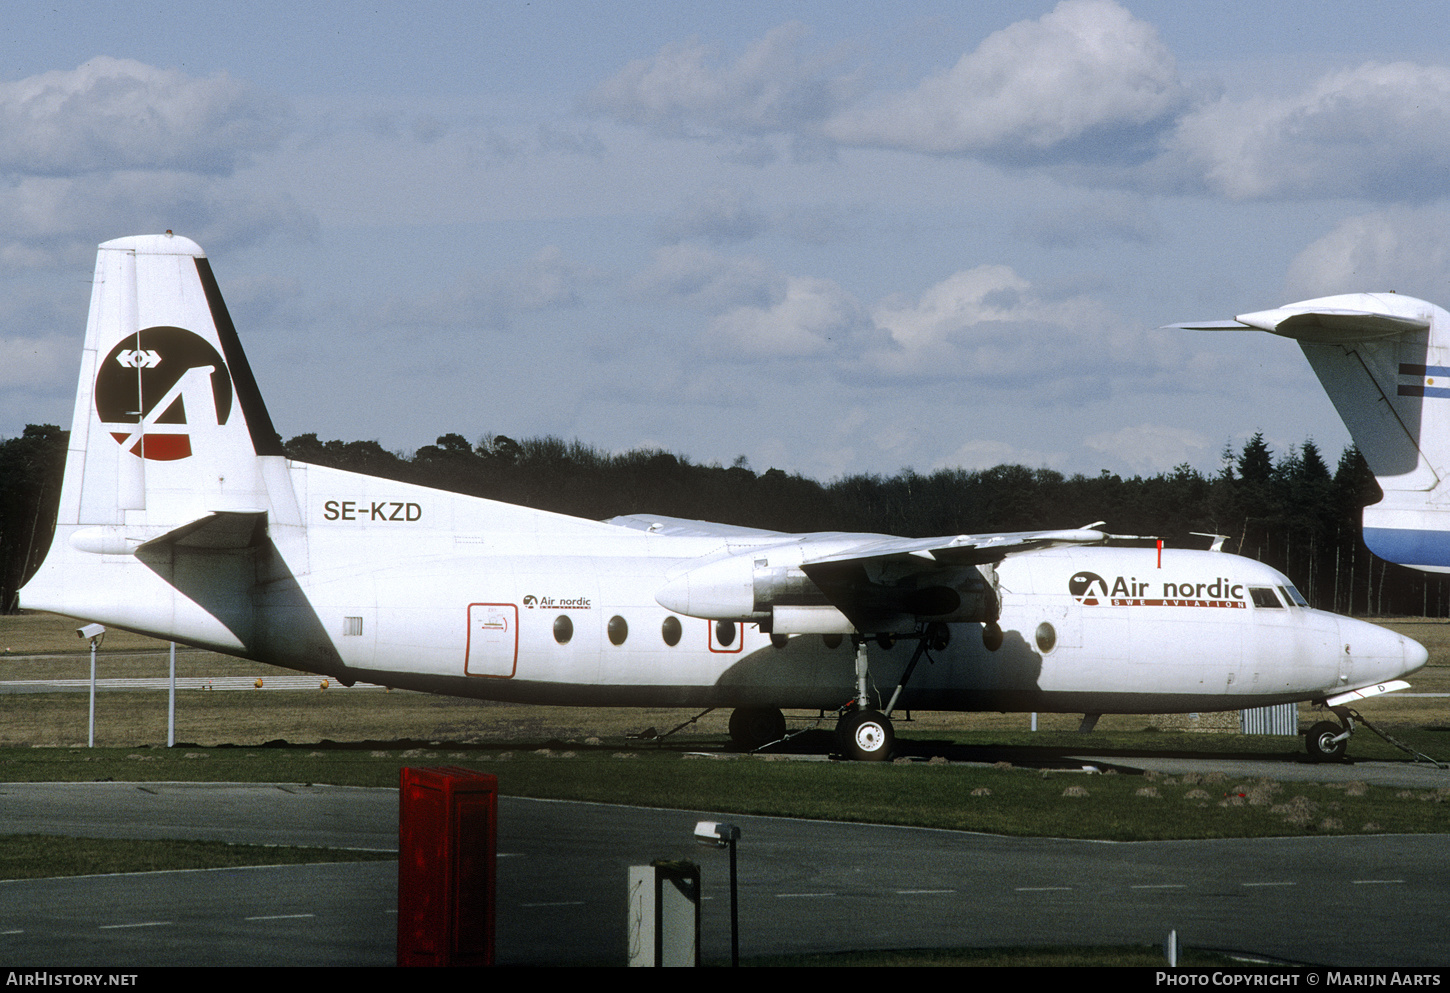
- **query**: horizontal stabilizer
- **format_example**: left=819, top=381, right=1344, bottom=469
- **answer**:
left=1166, top=293, right=1433, bottom=344
left=135, top=510, right=268, bottom=553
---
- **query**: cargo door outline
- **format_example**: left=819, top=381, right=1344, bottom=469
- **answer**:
left=466, top=603, right=518, bottom=678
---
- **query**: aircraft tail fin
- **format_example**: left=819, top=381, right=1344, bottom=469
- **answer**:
left=19, top=234, right=299, bottom=634
left=54, top=233, right=285, bottom=532
left=1170, top=292, right=1450, bottom=570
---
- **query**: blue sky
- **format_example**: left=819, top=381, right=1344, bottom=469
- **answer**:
left=5, top=1, right=1450, bottom=482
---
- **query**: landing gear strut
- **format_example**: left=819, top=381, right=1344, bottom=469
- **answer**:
left=833, top=623, right=950, bottom=762
left=1304, top=719, right=1350, bottom=763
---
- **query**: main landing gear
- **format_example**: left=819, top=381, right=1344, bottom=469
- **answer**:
left=832, top=623, right=950, bottom=762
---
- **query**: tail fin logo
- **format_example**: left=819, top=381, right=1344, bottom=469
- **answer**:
left=95, top=326, right=234, bottom=461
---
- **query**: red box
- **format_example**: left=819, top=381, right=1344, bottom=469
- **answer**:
left=397, top=766, right=498, bottom=966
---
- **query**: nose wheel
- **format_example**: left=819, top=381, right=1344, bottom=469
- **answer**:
left=1305, top=719, right=1350, bottom=762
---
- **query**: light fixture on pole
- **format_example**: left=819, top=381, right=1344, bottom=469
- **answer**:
left=694, top=820, right=741, bottom=967
left=76, top=624, right=105, bottom=748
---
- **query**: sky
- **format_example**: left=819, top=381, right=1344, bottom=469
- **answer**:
left=4, top=0, right=1450, bottom=484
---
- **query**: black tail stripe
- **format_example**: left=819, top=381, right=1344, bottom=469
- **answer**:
left=194, top=257, right=286, bottom=456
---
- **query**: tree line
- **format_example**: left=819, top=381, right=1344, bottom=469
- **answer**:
left=2, top=424, right=1443, bottom=618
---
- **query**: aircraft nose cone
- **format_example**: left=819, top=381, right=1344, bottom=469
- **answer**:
left=1401, top=632, right=1430, bottom=678
left=1346, top=618, right=1428, bottom=682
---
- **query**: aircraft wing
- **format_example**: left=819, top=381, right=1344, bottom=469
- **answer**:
left=798, top=526, right=1118, bottom=569
left=606, top=513, right=790, bottom=539
left=653, top=521, right=1134, bottom=631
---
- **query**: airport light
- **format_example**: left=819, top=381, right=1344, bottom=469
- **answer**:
left=77, top=624, right=105, bottom=747
left=694, top=820, right=740, bottom=966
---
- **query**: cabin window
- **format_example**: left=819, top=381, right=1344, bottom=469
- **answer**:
left=822, top=633, right=842, bottom=649
left=661, top=615, right=682, bottom=646
left=343, top=616, right=363, bottom=636
left=770, top=632, right=789, bottom=649
left=1249, top=587, right=1284, bottom=608
left=715, top=620, right=736, bottom=647
left=608, top=615, right=629, bottom=646
left=1035, top=622, right=1056, bottom=654
left=553, top=614, right=573, bottom=645
left=1280, top=585, right=1308, bottom=607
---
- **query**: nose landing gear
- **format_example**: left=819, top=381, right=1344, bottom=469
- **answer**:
left=1304, top=719, right=1351, bottom=762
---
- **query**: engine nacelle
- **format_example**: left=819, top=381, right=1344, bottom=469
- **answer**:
left=653, top=548, right=999, bottom=630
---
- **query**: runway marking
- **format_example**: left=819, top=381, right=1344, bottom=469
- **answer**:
left=1131, top=884, right=1186, bottom=890
left=1241, top=882, right=1295, bottom=888
left=520, top=901, right=584, bottom=908
left=1352, top=879, right=1404, bottom=885
left=896, top=889, right=955, bottom=895
left=246, top=914, right=316, bottom=921
left=1015, top=886, right=1072, bottom=892
left=99, top=921, right=171, bottom=929
left=776, top=892, right=834, bottom=898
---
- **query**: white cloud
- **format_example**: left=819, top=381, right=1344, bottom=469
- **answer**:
left=1018, top=192, right=1159, bottom=248
left=0, top=335, right=74, bottom=388
left=382, top=246, right=606, bottom=329
left=585, top=22, right=853, bottom=138
left=631, top=244, right=780, bottom=310
left=1284, top=208, right=1450, bottom=301
left=707, top=275, right=868, bottom=357
left=1083, top=424, right=1212, bottom=475
left=0, top=57, right=289, bottom=176
left=1169, top=62, right=1450, bottom=200
left=0, top=172, right=315, bottom=268
left=657, top=188, right=768, bottom=243
left=867, top=264, right=1127, bottom=384
left=823, top=1, right=1184, bottom=161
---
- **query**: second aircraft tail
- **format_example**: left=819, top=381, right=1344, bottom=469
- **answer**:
left=1170, top=292, right=1450, bottom=571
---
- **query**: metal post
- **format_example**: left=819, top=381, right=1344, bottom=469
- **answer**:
left=87, top=639, right=96, bottom=748
left=728, top=835, right=738, bottom=967
left=167, top=641, right=176, bottom=747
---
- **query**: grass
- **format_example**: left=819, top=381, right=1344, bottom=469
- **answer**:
left=0, top=835, right=393, bottom=880
left=2, top=738, right=1445, bottom=842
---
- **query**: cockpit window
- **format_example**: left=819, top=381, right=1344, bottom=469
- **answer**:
left=1249, top=587, right=1283, bottom=608
left=1280, top=585, right=1308, bottom=607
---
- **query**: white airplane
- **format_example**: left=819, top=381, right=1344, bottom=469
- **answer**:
left=1169, top=293, right=1450, bottom=575
left=19, top=236, right=1427, bottom=762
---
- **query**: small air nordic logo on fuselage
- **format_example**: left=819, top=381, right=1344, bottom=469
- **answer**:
left=1069, top=571, right=1109, bottom=605
left=95, top=327, right=232, bottom=461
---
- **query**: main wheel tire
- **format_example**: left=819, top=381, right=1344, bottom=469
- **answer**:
left=837, top=709, right=894, bottom=762
left=729, top=707, right=787, bottom=751
left=1305, top=720, right=1349, bottom=762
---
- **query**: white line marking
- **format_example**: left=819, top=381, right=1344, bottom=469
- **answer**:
left=1131, top=884, right=1186, bottom=890
left=776, top=893, right=835, bottom=898
left=245, top=914, right=316, bottom=921
left=1015, top=886, right=1072, bottom=892
left=99, top=921, right=171, bottom=929
left=1241, top=882, right=1295, bottom=888
left=1352, top=879, right=1404, bottom=885
left=896, top=889, right=955, bottom=895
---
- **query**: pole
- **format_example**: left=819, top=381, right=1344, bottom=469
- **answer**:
left=728, top=835, right=739, bottom=968
left=168, top=641, right=176, bottom=747
left=87, top=639, right=97, bottom=748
